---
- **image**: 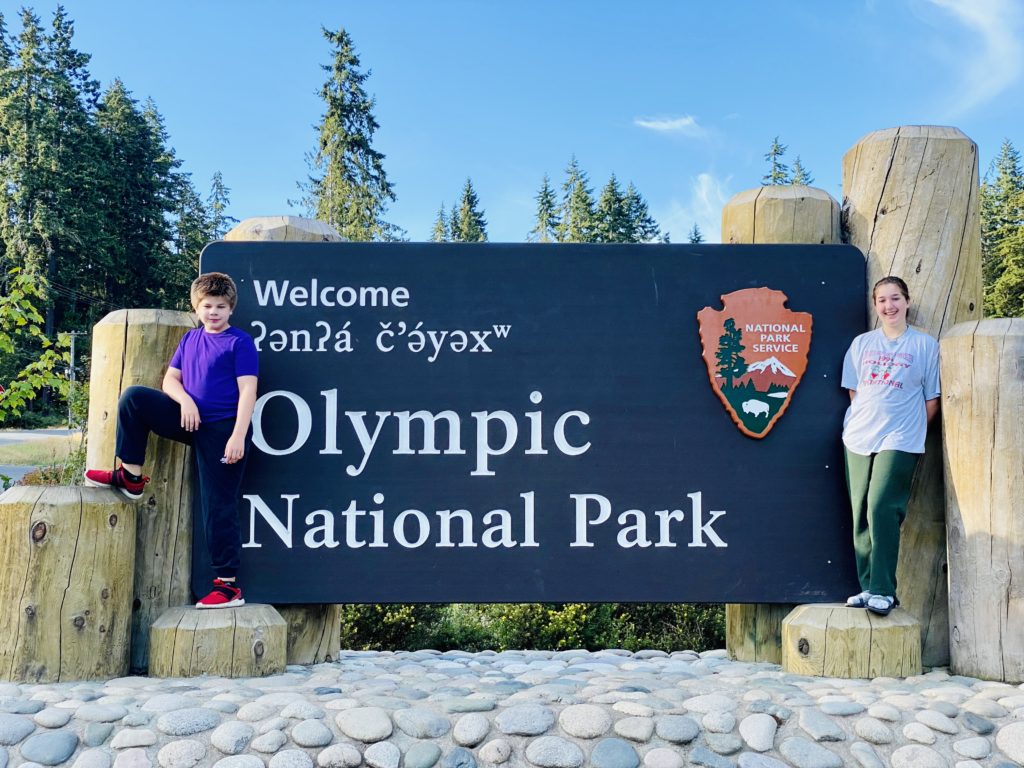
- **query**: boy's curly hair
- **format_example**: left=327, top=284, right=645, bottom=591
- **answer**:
left=191, top=272, right=238, bottom=310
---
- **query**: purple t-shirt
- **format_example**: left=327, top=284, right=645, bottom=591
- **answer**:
left=169, top=326, right=259, bottom=422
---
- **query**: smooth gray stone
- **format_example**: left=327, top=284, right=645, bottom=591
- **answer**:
left=393, top=686, right=430, bottom=700
left=798, top=709, right=846, bottom=742
left=75, top=704, right=127, bottom=722
left=404, top=742, right=442, bottom=768
left=156, top=708, right=220, bottom=736
left=590, top=738, right=639, bottom=768
left=889, top=745, right=946, bottom=768
left=927, top=700, right=959, bottom=717
left=443, top=698, right=496, bottom=713
left=364, top=741, right=401, bottom=768
left=394, top=707, right=451, bottom=738
left=745, top=701, right=792, bottom=721
left=70, top=747, right=113, bottom=768
left=269, top=750, right=314, bottom=768
left=33, top=709, right=73, bottom=729
left=778, top=737, right=842, bottom=768
left=849, top=742, right=884, bottom=768
left=687, top=746, right=733, bottom=768
left=706, top=733, right=743, bottom=756
left=0, top=713, right=35, bottom=745
left=453, top=713, right=490, bottom=747
left=818, top=701, right=864, bottom=716
left=441, top=746, right=477, bottom=768
left=211, top=721, right=255, bottom=755
left=314, top=687, right=343, bottom=696
left=205, top=700, right=239, bottom=714
left=963, top=711, right=995, bottom=734
left=121, top=712, right=151, bottom=727
left=336, top=707, right=393, bottom=742
left=736, top=754, right=788, bottom=768
left=654, top=715, right=700, bottom=744
left=280, top=701, right=325, bottom=720
left=524, top=736, right=584, bottom=768
left=495, top=704, right=555, bottom=736
left=0, top=699, right=44, bottom=715
left=291, top=718, right=333, bottom=747
left=19, top=731, right=80, bottom=766
left=251, top=729, right=287, bottom=753
left=83, top=722, right=114, bottom=746
left=0, top=747, right=6, bottom=768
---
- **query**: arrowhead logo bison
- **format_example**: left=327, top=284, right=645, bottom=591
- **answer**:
left=697, top=287, right=812, bottom=439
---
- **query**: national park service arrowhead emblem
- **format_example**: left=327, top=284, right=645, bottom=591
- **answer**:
left=697, top=287, right=812, bottom=439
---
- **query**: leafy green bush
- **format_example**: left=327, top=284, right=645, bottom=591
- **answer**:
left=337, top=602, right=725, bottom=653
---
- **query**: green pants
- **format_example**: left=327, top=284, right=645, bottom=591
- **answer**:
left=844, top=449, right=920, bottom=597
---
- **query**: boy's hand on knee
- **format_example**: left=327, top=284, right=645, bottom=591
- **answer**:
left=224, top=433, right=246, bottom=464
left=180, top=398, right=201, bottom=432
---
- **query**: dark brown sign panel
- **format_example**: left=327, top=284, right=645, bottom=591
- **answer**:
left=197, top=242, right=865, bottom=604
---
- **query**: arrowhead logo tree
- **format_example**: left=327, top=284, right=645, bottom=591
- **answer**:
left=697, top=287, right=813, bottom=439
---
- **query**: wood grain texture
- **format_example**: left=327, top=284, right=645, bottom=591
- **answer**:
left=224, top=216, right=343, bottom=243
left=85, top=308, right=197, bottom=673
left=842, top=125, right=983, bottom=667
left=721, top=185, right=841, bottom=245
left=943, top=319, right=1024, bottom=681
left=277, top=604, right=342, bottom=664
left=782, top=603, right=921, bottom=678
left=721, top=185, right=839, bottom=663
left=149, top=604, right=287, bottom=678
left=0, top=486, right=136, bottom=682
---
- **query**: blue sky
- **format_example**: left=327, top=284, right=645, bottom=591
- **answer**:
left=12, top=1, right=1024, bottom=242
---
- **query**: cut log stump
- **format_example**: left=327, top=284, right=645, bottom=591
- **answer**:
left=782, top=604, right=921, bottom=678
left=277, top=604, right=341, bottom=664
left=149, top=604, right=287, bottom=678
left=0, top=486, right=136, bottom=682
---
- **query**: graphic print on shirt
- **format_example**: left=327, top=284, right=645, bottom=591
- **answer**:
left=860, top=348, right=913, bottom=391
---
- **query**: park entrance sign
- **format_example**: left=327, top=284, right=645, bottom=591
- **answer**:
left=198, top=242, right=865, bottom=604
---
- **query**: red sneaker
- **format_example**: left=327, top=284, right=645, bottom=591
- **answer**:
left=84, top=467, right=150, bottom=500
left=196, top=578, right=245, bottom=609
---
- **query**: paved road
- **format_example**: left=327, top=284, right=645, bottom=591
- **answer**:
left=0, top=427, right=79, bottom=445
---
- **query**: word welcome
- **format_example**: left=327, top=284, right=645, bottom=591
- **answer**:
left=253, top=279, right=410, bottom=308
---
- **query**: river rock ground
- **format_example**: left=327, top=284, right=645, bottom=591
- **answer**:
left=2, top=648, right=1024, bottom=768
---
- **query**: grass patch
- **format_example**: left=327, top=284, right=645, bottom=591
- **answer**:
left=0, top=433, right=81, bottom=466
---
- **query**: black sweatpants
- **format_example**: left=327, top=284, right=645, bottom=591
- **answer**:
left=117, top=385, right=250, bottom=579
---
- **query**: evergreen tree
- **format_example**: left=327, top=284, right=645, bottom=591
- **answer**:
left=715, top=318, right=746, bottom=389
left=431, top=204, right=448, bottom=242
left=623, top=182, right=659, bottom=242
left=557, top=156, right=595, bottom=243
left=453, top=179, right=487, bottom=242
left=688, top=224, right=704, bottom=244
left=528, top=174, right=559, bottom=242
left=660, top=231, right=671, bottom=244
left=790, top=156, right=813, bottom=185
left=297, top=27, right=398, bottom=241
left=161, top=173, right=211, bottom=309
left=762, top=136, right=790, bottom=185
left=207, top=171, right=237, bottom=240
left=594, top=174, right=629, bottom=243
left=448, top=204, right=461, bottom=242
left=981, top=139, right=1024, bottom=316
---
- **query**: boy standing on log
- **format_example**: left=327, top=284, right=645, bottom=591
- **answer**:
left=86, top=272, right=258, bottom=609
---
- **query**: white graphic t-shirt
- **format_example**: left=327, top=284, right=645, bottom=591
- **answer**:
left=841, top=326, right=940, bottom=455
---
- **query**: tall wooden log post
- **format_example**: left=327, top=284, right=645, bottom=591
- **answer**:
left=721, top=185, right=841, bottom=663
left=842, top=126, right=983, bottom=666
left=225, top=216, right=343, bottom=664
left=87, top=308, right=196, bottom=673
left=942, top=319, right=1024, bottom=681
left=0, top=486, right=136, bottom=682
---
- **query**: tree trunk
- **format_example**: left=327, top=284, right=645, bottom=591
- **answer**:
left=86, top=307, right=196, bottom=672
left=842, top=125, right=983, bottom=666
left=720, top=185, right=841, bottom=663
left=0, top=486, right=136, bottom=682
left=942, top=319, right=1024, bottom=681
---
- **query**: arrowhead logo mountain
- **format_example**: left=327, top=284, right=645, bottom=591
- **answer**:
left=697, top=287, right=813, bottom=439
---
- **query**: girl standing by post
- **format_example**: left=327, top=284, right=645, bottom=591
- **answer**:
left=842, top=276, right=940, bottom=616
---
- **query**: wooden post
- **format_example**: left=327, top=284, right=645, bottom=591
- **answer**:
left=0, top=486, right=136, bottom=682
left=149, top=604, right=287, bottom=677
left=842, top=126, right=983, bottom=666
left=86, top=308, right=196, bottom=673
left=942, top=319, right=1024, bottom=681
left=720, top=185, right=841, bottom=664
left=223, top=215, right=344, bottom=664
left=782, top=604, right=921, bottom=678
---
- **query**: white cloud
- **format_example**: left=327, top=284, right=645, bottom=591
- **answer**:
left=633, top=115, right=706, bottom=138
left=926, top=0, right=1023, bottom=116
left=656, top=172, right=731, bottom=244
